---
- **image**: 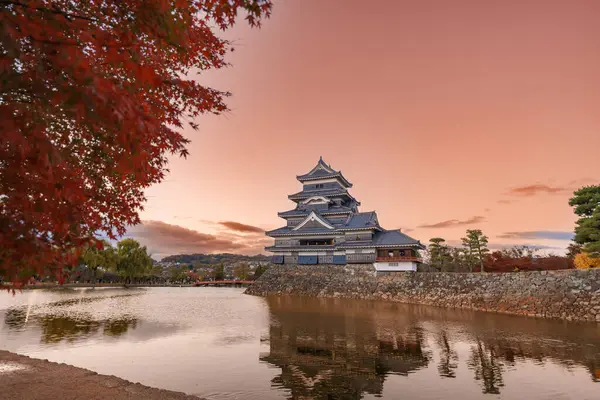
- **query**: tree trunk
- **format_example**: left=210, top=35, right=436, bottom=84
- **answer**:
left=478, top=248, right=485, bottom=273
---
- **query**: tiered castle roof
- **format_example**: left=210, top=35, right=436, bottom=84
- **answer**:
left=295, top=157, right=353, bottom=187
left=265, top=157, right=423, bottom=250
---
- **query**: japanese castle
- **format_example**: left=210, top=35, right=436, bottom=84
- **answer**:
left=266, top=157, right=425, bottom=271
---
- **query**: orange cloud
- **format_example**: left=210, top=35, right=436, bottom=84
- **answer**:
left=126, top=220, right=265, bottom=259
left=418, top=216, right=485, bottom=229
left=496, top=231, right=574, bottom=240
left=219, top=221, right=264, bottom=233
left=507, top=184, right=566, bottom=196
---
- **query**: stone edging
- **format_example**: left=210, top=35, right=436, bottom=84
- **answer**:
left=246, top=264, right=600, bottom=322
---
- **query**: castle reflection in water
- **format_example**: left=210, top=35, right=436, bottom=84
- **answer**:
left=260, top=296, right=600, bottom=398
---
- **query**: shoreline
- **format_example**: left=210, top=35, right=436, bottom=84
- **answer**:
left=2, top=282, right=252, bottom=290
left=22, top=283, right=195, bottom=289
left=0, top=350, right=202, bottom=399
left=1, top=283, right=200, bottom=290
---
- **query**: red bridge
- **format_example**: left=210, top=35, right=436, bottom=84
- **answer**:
left=194, top=280, right=253, bottom=287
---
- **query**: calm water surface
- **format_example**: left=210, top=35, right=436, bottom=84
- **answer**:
left=1, top=287, right=599, bottom=399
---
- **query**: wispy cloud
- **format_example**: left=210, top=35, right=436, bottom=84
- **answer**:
left=507, top=184, right=567, bottom=197
left=428, top=239, right=564, bottom=252
left=497, top=231, right=574, bottom=241
left=418, top=216, right=485, bottom=229
left=489, top=244, right=564, bottom=251
left=499, top=179, right=598, bottom=204
left=218, top=221, right=264, bottom=234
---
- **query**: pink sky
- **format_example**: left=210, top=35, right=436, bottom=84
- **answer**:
left=128, top=0, right=600, bottom=259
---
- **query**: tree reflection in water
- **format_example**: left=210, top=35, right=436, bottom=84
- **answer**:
left=467, top=340, right=505, bottom=394
left=260, top=296, right=600, bottom=399
left=38, top=314, right=102, bottom=343
left=437, top=331, right=458, bottom=378
left=104, top=317, right=138, bottom=337
left=4, top=307, right=138, bottom=343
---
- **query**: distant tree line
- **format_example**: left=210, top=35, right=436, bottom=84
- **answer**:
left=64, top=238, right=157, bottom=285
left=22, top=241, right=272, bottom=287
left=422, top=184, right=600, bottom=272
left=425, top=230, right=573, bottom=273
left=161, top=253, right=270, bottom=265
left=191, top=262, right=269, bottom=282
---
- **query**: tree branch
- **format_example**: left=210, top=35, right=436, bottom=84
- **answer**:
left=1, top=0, right=98, bottom=22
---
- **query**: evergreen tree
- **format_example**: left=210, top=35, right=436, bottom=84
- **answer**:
left=569, top=185, right=600, bottom=257
left=429, top=238, right=449, bottom=271
left=214, top=263, right=225, bottom=281
left=449, top=247, right=468, bottom=272
left=461, top=230, right=489, bottom=272
left=566, top=243, right=583, bottom=259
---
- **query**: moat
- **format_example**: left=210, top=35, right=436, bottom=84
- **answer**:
left=1, top=287, right=599, bottom=399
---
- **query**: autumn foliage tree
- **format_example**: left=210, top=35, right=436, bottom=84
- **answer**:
left=484, top=247, right=573, bottom=272
left=0, top=0, right=272, bottom=285
left=574, top=253, right=600, bottom=270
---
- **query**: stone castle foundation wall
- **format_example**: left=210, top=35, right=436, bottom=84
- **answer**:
left=245, top=264, right=600, bottom=322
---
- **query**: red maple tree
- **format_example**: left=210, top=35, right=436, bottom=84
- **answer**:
left=0, top=0, right=271, bottom=286
left=484, top=251, right=573, bottom=272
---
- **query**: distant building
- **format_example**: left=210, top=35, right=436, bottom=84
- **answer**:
left=266, top=157, right=425, bottom=271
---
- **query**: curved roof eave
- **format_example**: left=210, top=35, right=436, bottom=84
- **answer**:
left=337, top=243, right=426, bottom=250
left=296, top=172, right=353, bottom=187
left=295, top=157, right=353, bottom=187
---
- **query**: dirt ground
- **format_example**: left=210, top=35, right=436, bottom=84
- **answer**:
left=0, top=350, right=202, bottom=400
